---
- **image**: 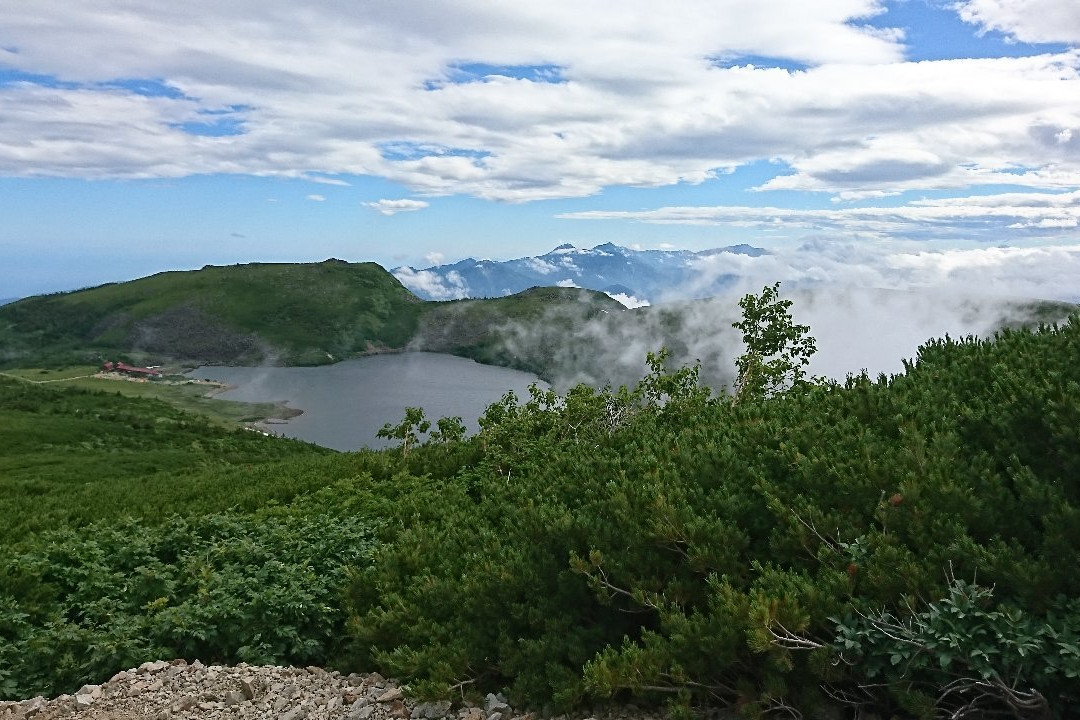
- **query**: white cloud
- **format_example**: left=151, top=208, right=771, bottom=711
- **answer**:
left=558, top=189, right=1080, bottom=242
left=955, top=0, right=1080, bottom=44
left=680, top=240, right=1080, bottom=303
left=522, top=257, right=558, bottom=274
left=1, top=1, right=1077, bottom=206
left=392, top=267, right=469, bottom=300
left=488, top=238, right=1078, bottom=392
left=424, top=251, right=446, bottom=266
left=305, top=175, right=352, bottom=187
left=306, top=194, right=326, bottom=201
left=364, top=198, right=430, bottom=216
left=605, top=292, right=651, bottom=308
left=556, top=278, right=579, bottom=287
left=881, top=244, right=1080, bottom=300
left=1010, top=217, right=1078, bottom=228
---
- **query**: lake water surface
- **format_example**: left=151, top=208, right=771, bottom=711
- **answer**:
left=188, top=353, right=545, bottom=451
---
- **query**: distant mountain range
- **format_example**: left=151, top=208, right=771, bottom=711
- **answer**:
left=392, top=242, right=767, bottom=304
left=0, top=297, right=18, bottom=306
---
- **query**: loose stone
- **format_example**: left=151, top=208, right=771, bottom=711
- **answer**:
left=376, top=688, right=403, bottom=703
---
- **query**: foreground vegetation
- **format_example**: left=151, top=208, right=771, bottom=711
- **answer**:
left=1, top=288, right=1078, bottom=719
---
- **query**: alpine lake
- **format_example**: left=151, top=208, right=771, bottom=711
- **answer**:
left=187, top=352, right=546, bottom=451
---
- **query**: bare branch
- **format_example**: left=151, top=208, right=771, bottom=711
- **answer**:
left=765, top=620, right=826, bottom=651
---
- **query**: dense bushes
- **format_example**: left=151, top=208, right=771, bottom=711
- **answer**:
left=2, top=306, right=1079, bottom=718
left=344, top=318, right=1080, bottom=718
left=0, top=376, right=331, bottom=543
left=0, top=513, right=374, bottom=699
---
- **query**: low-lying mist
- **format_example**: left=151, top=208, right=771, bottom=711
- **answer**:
left=488, top=239, right=1079, bottom=391
left=497, top=285, right=1073, bottom=392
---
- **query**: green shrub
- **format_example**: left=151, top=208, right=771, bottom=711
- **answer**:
left=0, top=513, right=374, bottom=699
left=832, top=578, right=1080, bottom=718
left=344, top=317, right=1080, bottom=717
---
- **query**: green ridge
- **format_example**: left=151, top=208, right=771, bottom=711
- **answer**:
left=0, top=262, right=622, bottom=373
left=0, top=260, right=423, bottom=366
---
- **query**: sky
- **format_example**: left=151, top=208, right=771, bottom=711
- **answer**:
left=1, top=0, right=1078, bottom=300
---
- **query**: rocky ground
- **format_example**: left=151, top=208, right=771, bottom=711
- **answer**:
left=0, top=662, right=679, bottom=720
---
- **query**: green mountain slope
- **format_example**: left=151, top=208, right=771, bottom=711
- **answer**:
left=0, top=260, right=424, bottom=366
left=0, top=263, right=625, bottom=372
left=410, top=286, right=625, bottom=377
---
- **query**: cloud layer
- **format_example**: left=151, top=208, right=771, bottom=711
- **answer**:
left=682, top=241, right=1080, bottom=304
left=560, top=189, right=1080, bottom=243
left=365, top=199, right=430, bottom=215
left=496, top=280, right=1072, bottom=393
left=0, top=1, right=1077, bottom=208
left=955, top=0, right=1080, bottom=44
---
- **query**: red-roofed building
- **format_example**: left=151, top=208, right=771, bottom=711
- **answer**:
left=102, top=361, right=163, bottom=378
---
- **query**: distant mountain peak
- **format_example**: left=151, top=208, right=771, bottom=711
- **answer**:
left=392, top=241, right=766, bottom=302
left=698, top=244, right=768, bottom=257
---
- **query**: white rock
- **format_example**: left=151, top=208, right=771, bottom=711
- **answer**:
left=351, top=705, right=377, bottom=720
left=377, top=687, right=403, bottom=703
left=225, top=690, right=247, bottom=706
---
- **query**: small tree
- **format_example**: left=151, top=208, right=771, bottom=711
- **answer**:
left=429, top=415, right=466, bottom=445
left=376, top=406, right=430, bottom=456
left=732, top=282, right=816, bottom=404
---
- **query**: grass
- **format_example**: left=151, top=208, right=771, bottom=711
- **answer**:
left=0, top=263, right=628, bottom=383
left=0, top=260, right=424, bottom=366
left=0, top=375, right=334, bottom=545
left=0, top=367, right=291, bottom=426
left=61, top=377, right=292, bottom=425
left=0, top=366, right=100, bottom=381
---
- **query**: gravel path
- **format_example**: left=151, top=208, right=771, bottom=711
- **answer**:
left=0, top=661, right=679, bottom=720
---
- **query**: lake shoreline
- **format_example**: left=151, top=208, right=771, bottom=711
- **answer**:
left=186, top=352, right=546, bottom=452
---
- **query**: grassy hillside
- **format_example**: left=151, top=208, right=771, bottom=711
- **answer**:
left=410, top=286, right=625, bottom=378
left=0, top=375, right=333, bottom=543
left=0, top=365, right=294, bottom=426
left=0, top=260, right=424, bottom=366
left=0, top=264, right=627, bottom=376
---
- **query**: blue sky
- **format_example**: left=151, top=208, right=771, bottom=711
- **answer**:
left=0, top=0, right=1078, bottom=299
